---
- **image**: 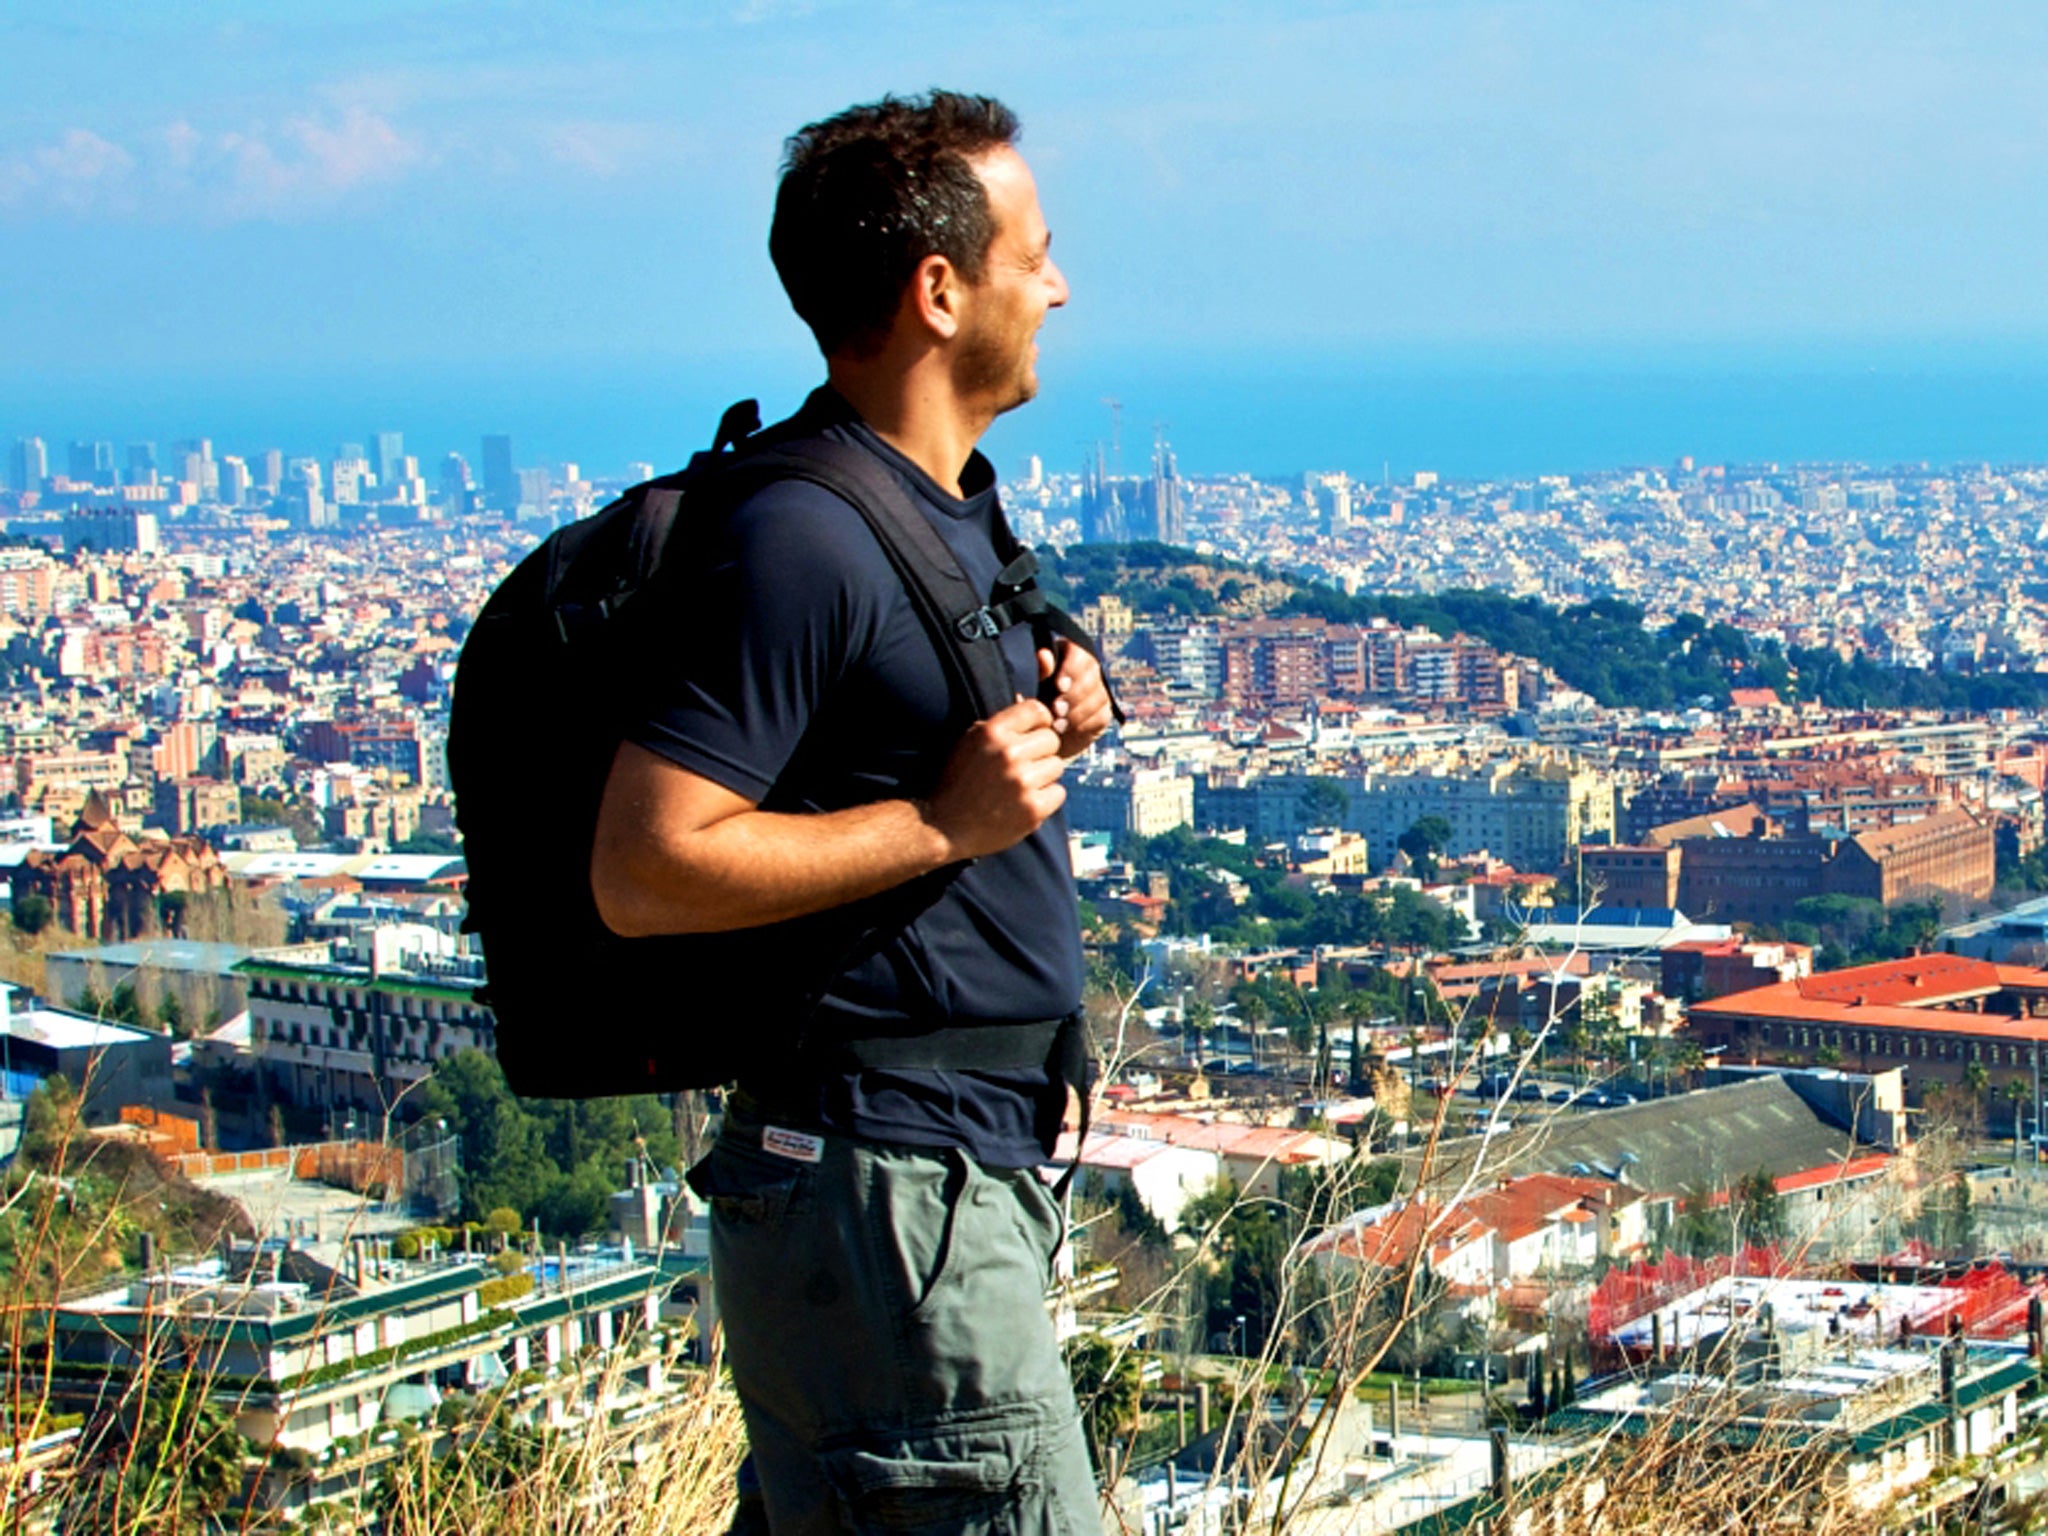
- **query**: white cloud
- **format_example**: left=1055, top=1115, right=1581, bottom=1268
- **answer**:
left=0, top=128, right=135, bottom=211
left=0, top=108, right=420, bottom=221
left=543, top=120, right=688, bottom=179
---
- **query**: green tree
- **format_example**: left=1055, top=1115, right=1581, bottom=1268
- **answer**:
left=413, top=1050, right=554, bottom=1223
left=1914, top=1166, right=1976, bottom=1255
left=1674, top=1185, right=1732, bottom=1258
left=1964, top=1062, right=1992, bottom=1135
left=415, top=1049, right=681, bottom=1233
left=70, top=1391, right=247, bottom=1530
left=19, top=1074, right=79, bottom=1165
left=1302, top=777, right=1351, bottom=827
left=10, top=894, right=50, bottom=935
left=2003, top=1079, right=2031, bottom=1146
left=1064, top=1333, right=1145, bottom=1473
left=1396, top=816, right=1454, bottom=880
left=155, top=891, right=188, bottom=937
left=1111, top=1179, right=1166, bottom=1248
left=1734, top=1169, right=1787, bottom=1247
left=534, top=1162, right=614, bottom=1239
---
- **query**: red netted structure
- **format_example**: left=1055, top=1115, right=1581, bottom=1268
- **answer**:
left=1914, top=1262, right=2036, bottom=1338
left=1588, top=1246, right=1790, bottom=1343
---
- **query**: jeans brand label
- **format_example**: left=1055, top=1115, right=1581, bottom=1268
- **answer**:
left=761, top=1125, right=824, bottom=1164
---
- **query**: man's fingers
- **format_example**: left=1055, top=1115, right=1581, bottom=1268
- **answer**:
left=988, top=697, right=1055, bottom=734
left=1037, top=646, right=1058, bottom=680
left=1008, top=725, right=1064, bottom=762
left=1019, top=753, right=1069, bottom=790
left=1067, top=701, right=1113, bottom=736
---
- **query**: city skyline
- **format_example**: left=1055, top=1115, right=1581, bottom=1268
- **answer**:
left=11, top=4, right=2048, bottom=474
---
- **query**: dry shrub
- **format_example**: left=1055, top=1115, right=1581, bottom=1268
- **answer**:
left=0, top=1069, right=746, bottom=1535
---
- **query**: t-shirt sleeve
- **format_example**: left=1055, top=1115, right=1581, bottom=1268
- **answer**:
left=622, top=479, right=888, bottom=801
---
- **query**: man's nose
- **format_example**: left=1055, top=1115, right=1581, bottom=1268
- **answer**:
left=1046, top=258, right=1070, bottom=308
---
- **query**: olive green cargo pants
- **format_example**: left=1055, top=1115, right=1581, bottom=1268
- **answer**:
left=696, top=1102, right=1104, bottom=1535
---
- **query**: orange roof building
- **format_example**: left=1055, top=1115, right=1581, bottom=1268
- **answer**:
left=1688, top=953, right=2048, bottom=1121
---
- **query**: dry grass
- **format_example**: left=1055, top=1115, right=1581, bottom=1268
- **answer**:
left=0, top=924, right=2012, bottom=1534
left=0, top=1079, right=748, bottom=1535
left=1066, top=933, right=2004, bottom=1536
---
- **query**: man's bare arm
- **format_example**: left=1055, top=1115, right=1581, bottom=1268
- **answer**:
left=591, top=697, right=1068, bottom=937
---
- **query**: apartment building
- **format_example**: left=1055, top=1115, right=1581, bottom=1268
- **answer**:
left=243, top=929, right=493, bottom=1119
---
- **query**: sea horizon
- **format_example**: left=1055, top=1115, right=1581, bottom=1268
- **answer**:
left=12, top=338, right=2048, bottom=488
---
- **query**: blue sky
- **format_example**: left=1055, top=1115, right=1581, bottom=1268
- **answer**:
left=9, top=2, right=2048, bottom=476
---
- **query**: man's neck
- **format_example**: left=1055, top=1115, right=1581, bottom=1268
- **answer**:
left=826, top=357, right=988, bottom=498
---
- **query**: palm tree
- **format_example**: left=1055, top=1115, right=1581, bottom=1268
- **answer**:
left=2003, top=1078, right=2031, bottom=1158
left=1566, top=1021, right=1592, bottom=1089
left=1065, top=1332, right=1145, bottom=1481
left=72, top=1390, right=247, bottom=1531
left=1673, top=1040, right=1705, bottom=1092
left=1965, top=1062, right=1991, bottom=1139
left=1641, top=1037, right=1669, bottom=1098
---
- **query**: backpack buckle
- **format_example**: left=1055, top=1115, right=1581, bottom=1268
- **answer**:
left=955, top=608, right=1001, bottom=641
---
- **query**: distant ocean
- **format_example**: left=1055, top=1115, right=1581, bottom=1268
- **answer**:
left=13, top=341, right=2048, bottom=485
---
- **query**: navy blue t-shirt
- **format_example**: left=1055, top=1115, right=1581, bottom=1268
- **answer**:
left=624, top=390, right=1081, bottom=1167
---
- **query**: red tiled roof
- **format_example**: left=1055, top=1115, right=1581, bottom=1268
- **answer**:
left=1461, top=1173, right=1636, bottom=1245
left=1774, top=1154, right=1891, bottom=1194
left=1094, top=1109, right=1327, bottom=1164
left=1689, top=957, right=2048, bottom=1040
left=1793, top=953, right=2002, bottom=1008
left=1704, top=1154, right=1892, bottom=1206
left=1647, top=803, right=1772, bottom=846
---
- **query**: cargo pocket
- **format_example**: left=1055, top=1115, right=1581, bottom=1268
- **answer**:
left=819, top=1414, right=1037, bottom=1535
left=1000, top=1168, right=1066, bottom=1283
left=688, top=1136, right=813, bottom=1230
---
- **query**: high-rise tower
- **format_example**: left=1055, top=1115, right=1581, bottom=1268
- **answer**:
left=481, top=434, right=517, bottom=513
left=371, top=431, right=405, bottom=489
left=8, top=438, right=46, bottom=494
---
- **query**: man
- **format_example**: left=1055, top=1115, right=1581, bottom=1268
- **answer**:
left=589, top=92, right=1111, bottom=1534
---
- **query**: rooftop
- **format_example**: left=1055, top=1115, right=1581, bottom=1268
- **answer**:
left=46, top=938, right=255, bottom=975
left=1404, top=1076, right=1867, bottom=1197
left=7, top=1005, right=163, bottom=1052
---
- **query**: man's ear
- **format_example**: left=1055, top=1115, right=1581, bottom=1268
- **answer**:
left=910, top=253, right=962, bottom=340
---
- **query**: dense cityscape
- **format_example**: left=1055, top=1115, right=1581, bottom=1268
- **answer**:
left=3, top=420, right=2048, bottom=1527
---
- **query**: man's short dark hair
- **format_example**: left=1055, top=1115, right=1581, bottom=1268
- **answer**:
left=771, top=91, right=1021, bottom=358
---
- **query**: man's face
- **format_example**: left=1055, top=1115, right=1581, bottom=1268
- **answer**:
left=953, top=146, right=1068, bottom=417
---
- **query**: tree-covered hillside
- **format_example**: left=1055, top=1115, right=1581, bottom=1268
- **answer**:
left=1042, top=543, right=2048, bottom=712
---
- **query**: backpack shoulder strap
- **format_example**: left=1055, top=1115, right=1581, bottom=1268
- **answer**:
left=736, top=439, right=1021, bottom=723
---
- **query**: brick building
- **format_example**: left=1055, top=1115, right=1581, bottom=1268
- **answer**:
left=1583, top=805, right=1993, bottom=925
left=11, top=793, right=230, bottom=939
left=1687, top=953, right=2048, bottom=1125
left=1660, top=936, right=1814, bottom=1002
left=1217, top=616, right=1519, bottom=712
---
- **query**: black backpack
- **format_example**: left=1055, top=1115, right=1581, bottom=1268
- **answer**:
left=447, top=397, right=1112, bottom=1099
